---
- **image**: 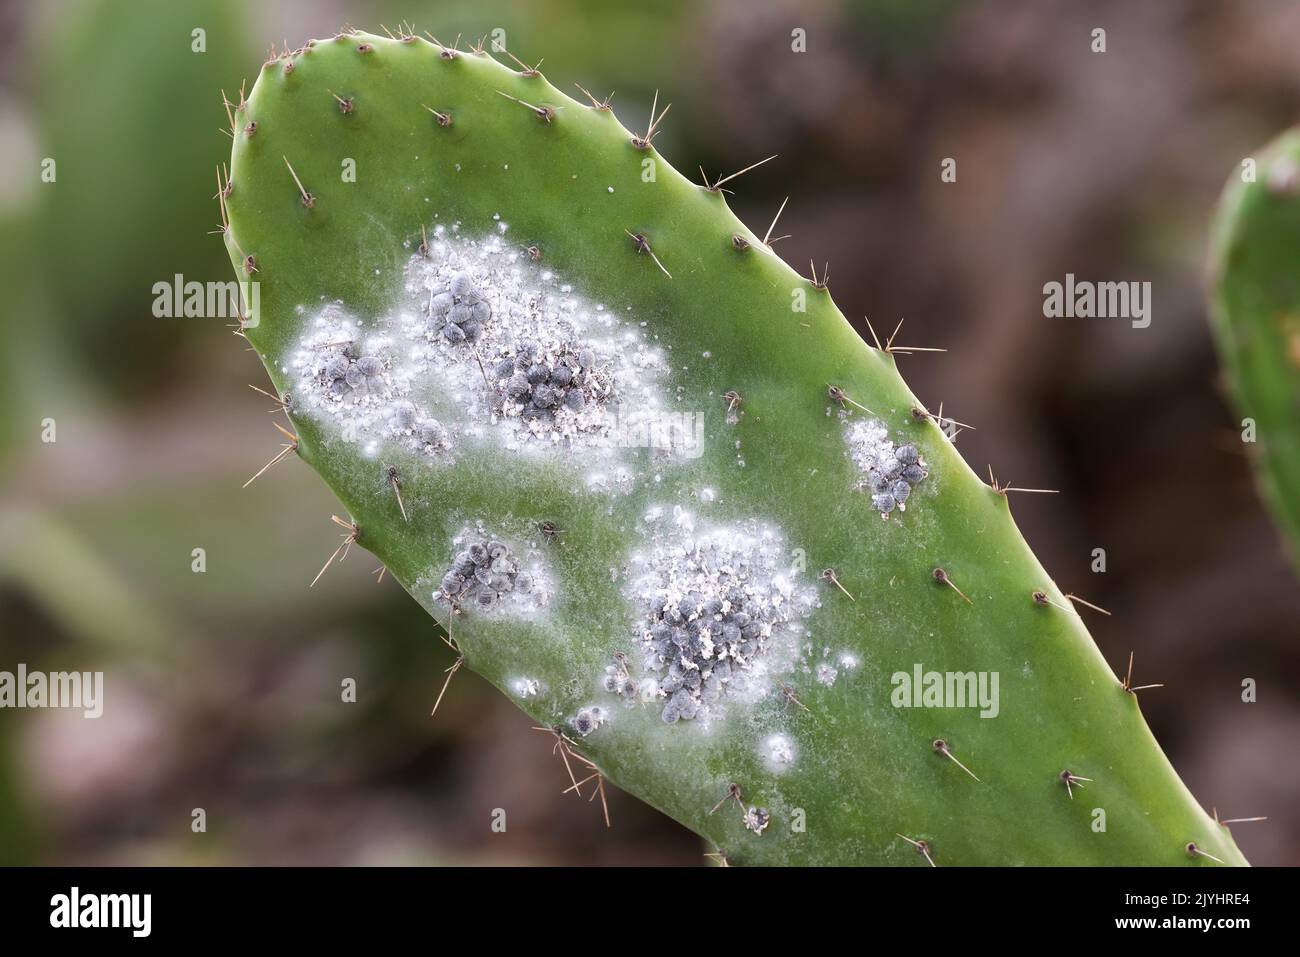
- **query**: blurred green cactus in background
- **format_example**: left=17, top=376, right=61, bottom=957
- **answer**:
left=1211, top=130, right=1300, bottom=574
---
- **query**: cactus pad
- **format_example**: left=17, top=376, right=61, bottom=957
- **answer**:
left=222, top=30, right=1247, bottom=865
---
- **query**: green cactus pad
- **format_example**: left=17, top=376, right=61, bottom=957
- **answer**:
left=223, top=30, right=1247, bottom=865
left=1211, top=131, right=1300, bottom=572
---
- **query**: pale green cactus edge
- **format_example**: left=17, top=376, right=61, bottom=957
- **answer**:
left=220, top=29, right=1247, bottom=865
left=1210, top=129, right=1300, bottom=574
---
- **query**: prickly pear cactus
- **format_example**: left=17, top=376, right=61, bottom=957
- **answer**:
left=222, top=29, right=1247, bottom=865
left=1211, top=130, right=1300, bottom=572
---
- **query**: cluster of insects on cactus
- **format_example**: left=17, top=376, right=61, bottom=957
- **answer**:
left=843, top=416, right=929, bottom=518
left=623, top=519, right=815, bottom=728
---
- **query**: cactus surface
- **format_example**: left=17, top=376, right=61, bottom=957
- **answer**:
left=1211, top=130, right=1300, bottom=571
left=222, top=30, right=1247, bottom=865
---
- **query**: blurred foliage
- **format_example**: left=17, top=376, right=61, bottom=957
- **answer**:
left=0, top=726, right=36, bottom=865
left=22, top=0, right=249, bottom=396
left=1210, top=130, right=1300, bottom=573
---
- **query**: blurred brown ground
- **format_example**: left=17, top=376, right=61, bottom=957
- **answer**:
left=0, top=0, right=1295, bottom=865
